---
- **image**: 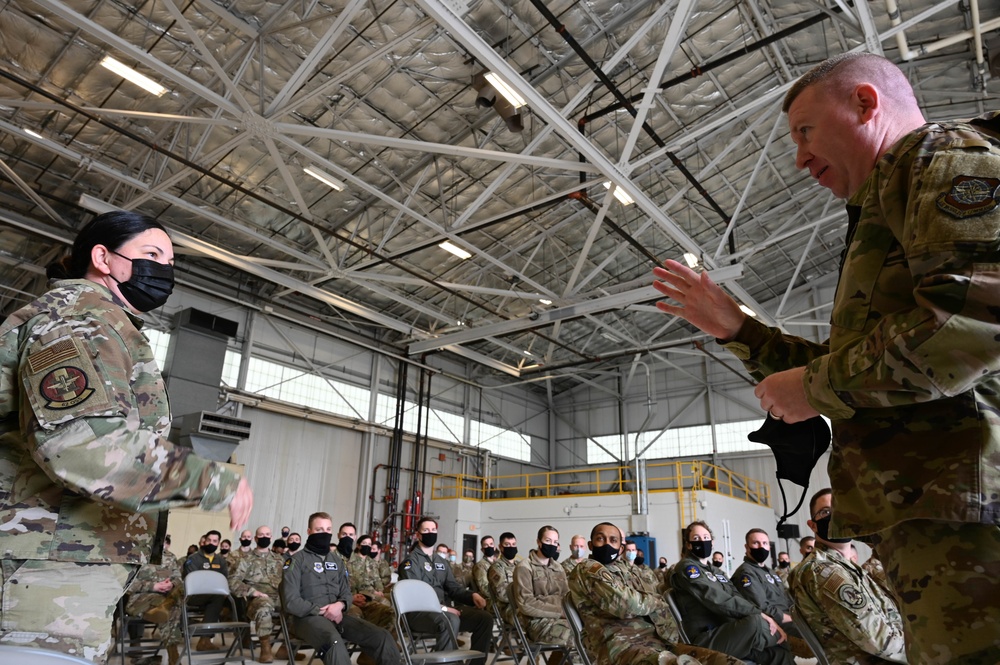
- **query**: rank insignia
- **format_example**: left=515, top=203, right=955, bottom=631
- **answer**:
left=685, top=565, right=700, bottom=579
left=936, top=175, right=1000, bottom=218
left=39, top=366, right=94, bottom=409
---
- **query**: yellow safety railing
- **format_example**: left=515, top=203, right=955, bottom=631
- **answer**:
left=430, top=460, right=770, bottom=507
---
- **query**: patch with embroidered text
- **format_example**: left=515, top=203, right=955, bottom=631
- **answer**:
left=740, top=574, right=752, bottom=588
left=39, top=366, right=95, bottom=409
left=936, top=175, right=1000, bottom=219
left=838, top=583, right=866, bottom=609
left=326, top=561, right=338, bottom=570
left=684, top=565, right=700, bottom=579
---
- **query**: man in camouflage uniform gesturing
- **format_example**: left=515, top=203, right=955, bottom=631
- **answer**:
left=653, top=52, right=1000, bottom=663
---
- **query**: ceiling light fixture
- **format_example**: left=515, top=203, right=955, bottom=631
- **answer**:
left=78, top=193, right=121, bottom=215
left=538, top=299, right=552, bottom=305
left=439, top=241, right=472, bottom=260
left=484, top=72, right=526, bottom=109
left=472, top=72, right=523, bottom=133
left=683, top=252, right=699, bottom=268
left=602, top=181, right=634, bottom=206
left=739, top=304, right=757, bottom=318
left=23, top=128, right=42, bottom=139
left=100, top=56, right=167, bottom=97
left=303, top=166, right=345, bottom=191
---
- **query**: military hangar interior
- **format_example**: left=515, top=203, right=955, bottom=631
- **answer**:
left=0, top=0, right=996, bottom=562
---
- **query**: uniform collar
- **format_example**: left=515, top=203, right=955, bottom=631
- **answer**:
left=52, top=278, right=145, bottom=328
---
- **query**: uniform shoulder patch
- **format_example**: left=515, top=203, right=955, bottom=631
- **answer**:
left=401, top=560, right=412, bottom=570
left=24, top=336, right=115, bottom=429
left=740, top=574, right=752, bottom=588
left=684, top=565, right=700, bottom=579
left=936, top=175, right=1000, bottom=218
left=434, top=562, right=446, bottom=571
left=313, top=562, right=324, bottom=573
left=717, top=573, right=728, bottom=583
left=326, top=561, right=337, bottom=570
left=838, top=583, right=866, bottom=609
left=282, top=559, right=292, bottom=570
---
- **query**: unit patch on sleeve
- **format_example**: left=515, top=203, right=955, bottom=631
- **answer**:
left=838, top=583, right=867, bottom=609
left=39, top=367, right=94, bottom=409
left=740, top=574, right=752, bottom=588
left=684, top=565, right=700, bottom=579
left=936, top=175, right=1000, bottom=218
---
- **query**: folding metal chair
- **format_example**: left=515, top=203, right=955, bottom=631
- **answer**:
left=506, top=585, right=570, bottom=664
left=180, top=570, right=250, bottom=665
left=561, top=595, right=593, bottom=665
left=391, top=579, right=484, bottom=664
left=113, top=594, right=164, bottom=665
left=0, top=645, right=96, bottom=664
left=487, top=589, right=520, bottom=664
left=665, top=590, right=692, bottom=644
left=790, top=607, right=831, bottom=665
left=275, top=605, right=324, bottom=665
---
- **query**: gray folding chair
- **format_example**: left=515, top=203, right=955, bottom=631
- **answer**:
left=391, top=579, right=485, bottom=664
left=506, top=585, right=570, bottom=664
left=791, top=607, right=831, bottom=665
left=0, top=645, right=96, bottom=663
left=180, top=570, right=249, bottom=665
left=665, top=590, right=692, bottom=644
left=561, top=595, right=592, bottom=665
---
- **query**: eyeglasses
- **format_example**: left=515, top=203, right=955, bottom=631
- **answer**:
left=812, top=507, right=831, bottom=521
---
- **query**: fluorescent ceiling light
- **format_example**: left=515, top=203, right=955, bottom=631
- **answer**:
left=707, top=263, right=744, bottom=283
left=538, top=299, right=552, bottom=305
left=683, top=252, right=699, bottom=268
left=739, top=304, right=757, bottom=318
left=602, top=181, right=634, bottom=206
left=100, top=56, right=167, bottom=97
left=522, top=350, right=533, bottom=356
left=600, top=331, right=620, bottom=342
left=439, top=241, right=472, bottom=260
left=23, top=128, right=42, bottom=139
left=303, top=166, right=345, bottom=191
left=78, top=194, right=121, bottom=215
left=485, top=72, right=526, bottom=109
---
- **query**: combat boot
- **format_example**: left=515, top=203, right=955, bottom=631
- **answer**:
left=257, top=635, right=274, bottom=663
left=196, top=636, right=217, bottom=651
left=166, top=645, right=181, bottom=665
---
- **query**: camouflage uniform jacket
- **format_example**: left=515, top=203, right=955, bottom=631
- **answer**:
left=376, top=557, right=392, bottom=587
left=398, top=547, right=475, bottom=606
left=774, top=565, right=790, bottom=587
left=633, top=563, right=659, bottom=592
left=788, top=544, right=906, bottom=664
left=511, top=549, right=568, bottom=619
left=347, top=551, right=385, bottom=598
left=861, top=555, right=892, bottom=598
left=281, top=546, right=351, bottom=617
left=722, top=112, right=1000, bottom=537
left=566, top=557, right=679, bottom=661
left=487, top=555, right=523, bottom=624
left=162, top=549, right=179, bottom=570
left=733, top=557, right=792, bottom=624
left=561, top=556, right=584, bottom=575
left=126, top=559, right=183, bottom=614
left=472, top=556, right=496, bottom=599
left=670, top=555, right=759, bottom=641
left=0, top=280, right=241, bottom=564
left=230, top=548, right=283, bottom=599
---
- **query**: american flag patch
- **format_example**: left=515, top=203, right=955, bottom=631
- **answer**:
left=27, top=338, right=80, bottom=374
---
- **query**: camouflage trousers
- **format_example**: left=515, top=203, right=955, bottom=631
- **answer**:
left=524, top=616, right=572, bottom=647
left=246, top=594, right=278, bottom=636
left=0, top=559, right=135, bottom=664
left=585, top=625, right=741, bottom=665
left=360, top=598, right=396, bottom=633
left=126, top=587, right=183, bottom=646
left=878, top=519, right=1000, bottom=664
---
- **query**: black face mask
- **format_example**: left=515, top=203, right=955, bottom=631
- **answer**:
left=482, top=546, right=496, bottom=559
left=256, top=537, right=271, bottom=549
left=539, top=543, right=559, bottom=560
left=749, top=548, right=770, bottom=565
left=287, top=541, right=300, bottom=552
left=239, top=538, right=252, bottom=548
left=712, top=560, right=723, bottom=568
left=281, top=530, right=290, bottom=538
left=306, top=532, right=333, bottom=554
left=635, top=556, right=644, bottom=567
left=778, top=560, right=790, bottom=569
left=658, top=562, right=667, bottom=569
left=359, top=545, right=372, bottom=557
left=814, top=515, right=852, bottom=544
left=110, top=251, right=175, bottom=312
left=337, top=536, right=354, bottom=558
left=689, top=539, right=712, bottom=559
left=502, top=546, right=518, bottom=561
left=591, top=544, right=620, bottom=565
left=368, top=549, right=378, bottom=559
left=202, top=544, right=218, bottom=555
left=420, top=532, right=438, bottom=548
left=220, top=547, right=230, bottom=555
